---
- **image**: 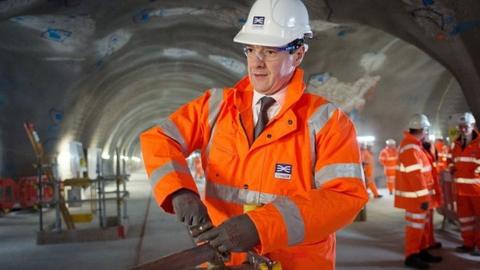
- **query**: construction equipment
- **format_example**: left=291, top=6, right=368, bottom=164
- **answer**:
left=24, top=122, right=75, bottom=230
left=130, top=243, right=281, bottom=270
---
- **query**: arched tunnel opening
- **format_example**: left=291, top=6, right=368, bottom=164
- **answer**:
left=1, top=0, right=479, bottom=269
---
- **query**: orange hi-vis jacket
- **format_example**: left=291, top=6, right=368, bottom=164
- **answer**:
left=379, top=146, right=398, bottom=177
left=451, top=131, right=480, bottom=196
left=395, top=132, right=434, bottom=212
left=434, top=140, right=450, bottom=172
left=140, top=68, right=368, bottom=270
left=423, top=145, right=442, bottom=208
left=361, top=148, right=374, bottom=182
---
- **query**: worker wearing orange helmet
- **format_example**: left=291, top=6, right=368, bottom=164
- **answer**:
left=450, top=112, right=480, bottom=255
left=379, top=139, right=398, bottom=195
left=140, top=0, right=368, bottom=269
left=395, top=114, right=442, bottom=268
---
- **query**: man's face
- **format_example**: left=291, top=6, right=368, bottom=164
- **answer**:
left=419, top=128, right=429, bottom=142
left=458, top=124, right=473, bottom=136
left=245, top=45, right=305, bottom=95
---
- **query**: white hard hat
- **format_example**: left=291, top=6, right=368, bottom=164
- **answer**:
left=408, top=114, right=431, bottom=129
left=458, top=112, right=476, bottom=126
left=234, top=0, right=313, bottom=47
left=386, top=139, right=396, bottom=145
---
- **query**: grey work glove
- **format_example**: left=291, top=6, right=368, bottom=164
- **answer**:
left=171, top=189, right=210, bottom=226
left=196, top=214, right=260, bottom=253
left=420, top=202, right=429, bottom=211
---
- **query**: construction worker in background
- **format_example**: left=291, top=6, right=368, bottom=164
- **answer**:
left=421, top=139, right=443, bottom=251
left=361, top=142, right=382, bottom=198
left=434, top=138, right=450, bottom=173
left=395, top=114, right=442, bottom=269
left=140, top=0, right=368, bottom=269
left=450, top=112, right=480, bottom=255
left=379, top=139, right=398, bottom=195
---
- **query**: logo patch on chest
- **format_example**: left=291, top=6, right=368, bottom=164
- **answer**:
left=275, top=163, right=292, bottom=180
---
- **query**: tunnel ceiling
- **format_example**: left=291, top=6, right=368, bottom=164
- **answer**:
left=0, top=0, right=478, bottom=176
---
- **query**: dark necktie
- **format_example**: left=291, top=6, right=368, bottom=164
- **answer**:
left=254, top=96, right=276, bottom=140
left=462, top=137, right=467, bottom=149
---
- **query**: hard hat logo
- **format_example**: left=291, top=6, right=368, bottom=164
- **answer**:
left=253, top=16, right=265, bottom=25
left=234, top=0, right=312, bottom=47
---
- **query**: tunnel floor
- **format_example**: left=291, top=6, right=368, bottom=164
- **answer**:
left=0, top=172, right=479, bottom=270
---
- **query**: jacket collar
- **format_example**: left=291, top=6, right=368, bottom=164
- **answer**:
left=232, top=68, right=306, bottom=116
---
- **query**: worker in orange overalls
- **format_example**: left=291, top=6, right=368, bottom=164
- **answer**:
left=361, top=142, right=382, bottom=198
left=450, top=112, right=480, bottom=255
left=379, top=139, right=398, bottom=195
left=395, top=114, right=442, bottom=269
left=139, top=0, right=368, bottom=269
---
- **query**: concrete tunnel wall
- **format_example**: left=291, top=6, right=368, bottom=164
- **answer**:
left=0, top=0, right=475, bottom=179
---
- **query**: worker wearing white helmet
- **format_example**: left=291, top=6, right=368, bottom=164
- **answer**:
left=379, top=139, right=398, bottom=195
left=450, top=112, right=480, bottom=255
left=141, top=0, right=368, bottom=269
left=395, top=114, right=442, bottom=268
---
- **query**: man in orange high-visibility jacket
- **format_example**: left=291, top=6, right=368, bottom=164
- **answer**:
left=434, top=138, right=450, bottom=173
left=140, top=0, right=368, bottom=269
left=395, top=114, right=442, bottom=269
left=451, top=112, right=480, bottom=255
left=379, top=139, right=398, bottom=195
left=361, top=143, right=382, bottom=198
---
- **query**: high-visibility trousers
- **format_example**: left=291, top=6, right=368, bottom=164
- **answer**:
left=386, top=176, right=395, bottom=194
left=405, top=210, right=430, bottom=256
left=456, top=195, right=480, bottom=248
left=425, top=209, right=436, bottom=247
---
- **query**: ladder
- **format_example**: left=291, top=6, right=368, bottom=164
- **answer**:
left=24, top=122, right=75, bottom=230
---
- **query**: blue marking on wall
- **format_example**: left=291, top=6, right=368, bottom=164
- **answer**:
left=132, top=9, right=153, bottom=24
left=422, top=0, right=434, bottom=6
left=49, top=108, right=64, bottom=124
left=41, top=28, right=72, bottom=42
left=450, top=21, right=480, bottom=36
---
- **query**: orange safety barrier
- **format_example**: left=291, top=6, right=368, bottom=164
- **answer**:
left=18, top=176, right=54, bottom=209
left=0, top=178, right=20, bottom=213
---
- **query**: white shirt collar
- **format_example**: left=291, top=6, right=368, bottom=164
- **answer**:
left=252, top=87, right=288, bottom=108
left=252, top=87, right=288, bottom=125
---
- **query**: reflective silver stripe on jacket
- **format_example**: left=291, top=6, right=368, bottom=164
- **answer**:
left=458, top=216, right=475, bottom=223
left=454, top=178, right=480, bottom=184
left=395, top=189, right=430, bottom=198
left=205, top=88, right=224, bottom=158
left=314, top=163, right=364, bottom=188
left=205, top=179, right=277, bottom=205
left=406, top=212, right=427, bottom=219
left=273, top=197, right=305, bottom=246
left=307, top=102, right=337, bottom=186
left=150, top=161, right=191, bottom=187
left=204, top=180, right=305, bottom=246
left=400, top=144, right=422, bottom=153
left=158, top=118, right=189, bottom=156
left=407, top=221, right=425, bottom=229
left=397, top=163, right=431, bottom=173
left=454, top=156, right=480, bottom=164
left=460, top=225, right=474, bottom=232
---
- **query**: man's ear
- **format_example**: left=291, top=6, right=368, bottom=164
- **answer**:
left=294, top=45, right=306, bottom=67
